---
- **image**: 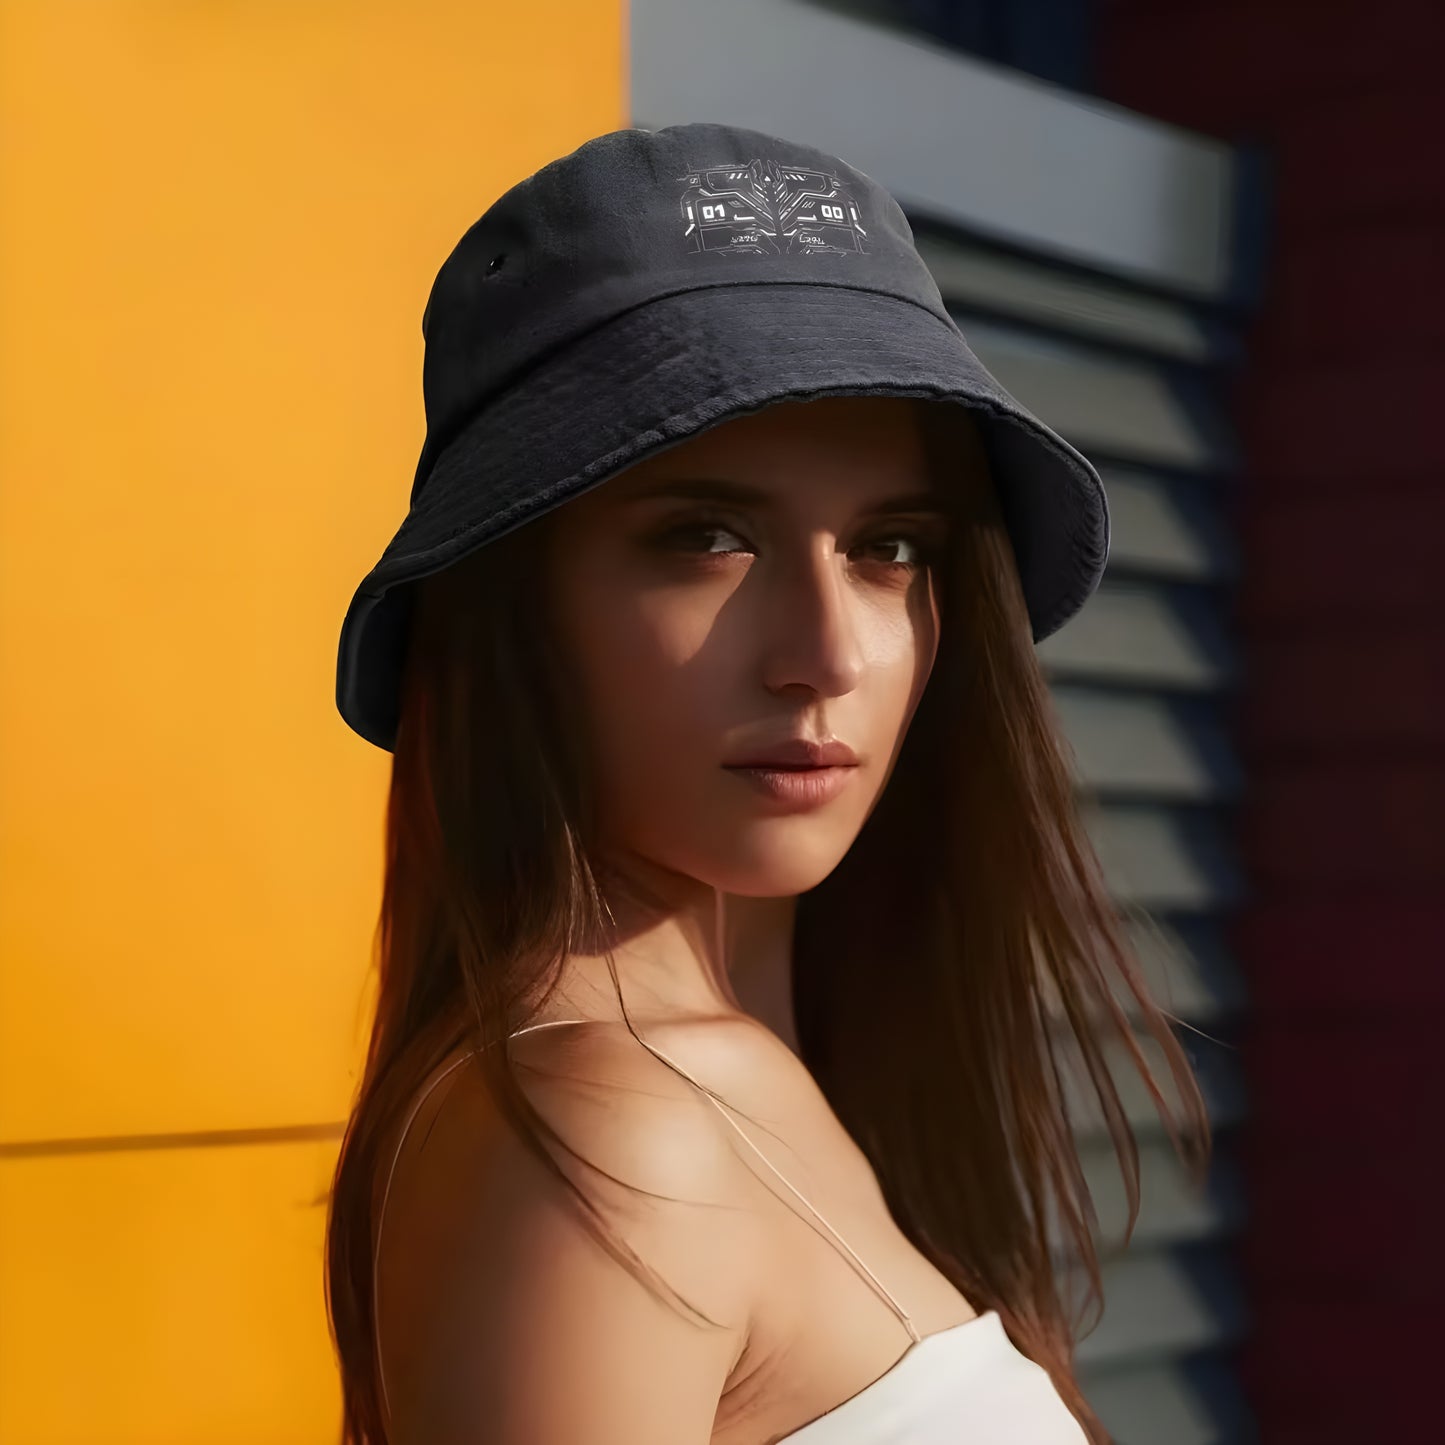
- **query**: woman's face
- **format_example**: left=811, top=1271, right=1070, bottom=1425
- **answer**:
left=540, top=395, right=968, bottom=900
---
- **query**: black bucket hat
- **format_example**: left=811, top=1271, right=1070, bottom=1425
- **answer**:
left=336, top=121, right=1110, bottom=751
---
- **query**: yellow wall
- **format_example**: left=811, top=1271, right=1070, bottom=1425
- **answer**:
left=0, top=3, right=625, bottom=1440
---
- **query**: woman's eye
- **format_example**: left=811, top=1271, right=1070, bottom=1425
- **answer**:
left=857, top=535, right=932, bottom=569
left=658, top=521, right=751, bottom=555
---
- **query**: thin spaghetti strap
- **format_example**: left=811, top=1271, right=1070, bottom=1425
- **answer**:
left=631, top=1034, right=922, bottom=1347
left=371, top=1018, right=590, bottom=1429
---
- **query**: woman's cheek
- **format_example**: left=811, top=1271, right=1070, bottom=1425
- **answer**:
left=588, top=627, right=692, bottom=778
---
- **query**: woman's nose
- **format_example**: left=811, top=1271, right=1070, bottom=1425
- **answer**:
left=755, top=538, right=867, bottom=698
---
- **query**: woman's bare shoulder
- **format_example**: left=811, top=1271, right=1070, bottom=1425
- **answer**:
left=373, top=1019, right=768, bottom=1443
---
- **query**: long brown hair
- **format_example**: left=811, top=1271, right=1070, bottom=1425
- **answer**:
left=323, top=397, right=1213, bottom=1444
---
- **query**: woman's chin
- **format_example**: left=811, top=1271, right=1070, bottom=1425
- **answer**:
left=697, top=837, right=855, bottom=898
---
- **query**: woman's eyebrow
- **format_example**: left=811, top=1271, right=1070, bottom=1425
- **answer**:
left=622, top=476, right=950, bottom=518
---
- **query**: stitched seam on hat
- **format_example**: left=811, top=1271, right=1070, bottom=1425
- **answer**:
left=415, top=279, right=964, bottom=474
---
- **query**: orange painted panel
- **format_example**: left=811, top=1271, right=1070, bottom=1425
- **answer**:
left=0, top=1, right=627, bottom=1143
left=0, top=1139, right=344, bottom=1445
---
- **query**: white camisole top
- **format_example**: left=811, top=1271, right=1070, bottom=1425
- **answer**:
left=374, top=1019, right=1090, bottom=1443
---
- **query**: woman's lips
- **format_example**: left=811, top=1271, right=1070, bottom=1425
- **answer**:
left=722, top=764, right=858, bottom=809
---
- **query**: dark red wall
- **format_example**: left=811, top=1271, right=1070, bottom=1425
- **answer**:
left=1096, top=3, right=1445, bottom=1441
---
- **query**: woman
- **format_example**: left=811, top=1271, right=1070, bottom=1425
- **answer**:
left=325, top=122, right=1211, bottom=1444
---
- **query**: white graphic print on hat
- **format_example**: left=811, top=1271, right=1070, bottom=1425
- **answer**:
left=678, top=157, right=869, bottom=257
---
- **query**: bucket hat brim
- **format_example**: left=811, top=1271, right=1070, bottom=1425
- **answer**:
left=337, top=280, right=1109, bottom=751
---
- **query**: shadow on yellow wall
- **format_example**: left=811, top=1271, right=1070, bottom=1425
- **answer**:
left=0, top=4, right=625, bottom=1440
